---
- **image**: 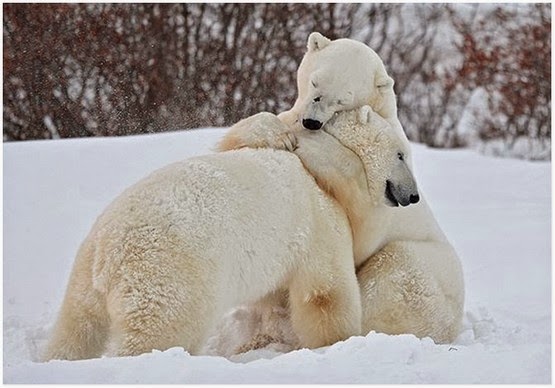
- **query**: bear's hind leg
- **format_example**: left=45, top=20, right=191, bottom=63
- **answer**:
left=43, top=289, right=109, bottom=361
left=105, top=252, right=221, bottom=357
left=43, top=239, right=109, bottom=361
left=358, top=240, right=464, bottom=343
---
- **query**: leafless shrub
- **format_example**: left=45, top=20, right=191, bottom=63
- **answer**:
left=452, top=4, right=551, bottom=158
left=3, top=3, right=357, bottom=141
left=3, top=3, right=551, bottom=160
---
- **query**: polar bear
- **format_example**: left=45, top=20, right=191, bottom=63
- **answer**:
left=216, top=107, right=464, bottom=350
left=220, top=32, right=407, bottom=149
left=217, top=31, right=463, bottom=348
left=43, top=147, right=375, bottom=361
left=309, top=107, right=464, bottom=343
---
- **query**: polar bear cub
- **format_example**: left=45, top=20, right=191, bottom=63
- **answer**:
left=43, top=148, right=363, bottom=361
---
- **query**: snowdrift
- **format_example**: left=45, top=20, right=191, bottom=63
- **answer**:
left=4, top=128, right=551, bottom=383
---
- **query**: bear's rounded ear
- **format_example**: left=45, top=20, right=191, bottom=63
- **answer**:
left=376, top=74, right=394, bottom=89
left=307, top=32, right=331, bottom=52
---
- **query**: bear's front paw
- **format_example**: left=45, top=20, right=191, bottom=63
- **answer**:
left=279, top=131, right=298, bottom=152
left=217, top=112, right=298, bottom=153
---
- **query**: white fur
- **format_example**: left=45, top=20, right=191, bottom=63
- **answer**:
left=43, top=149, right=363, bottom=360
left=216, top=32, right=463, bottom=348
left=219, top=33, right=407, bottom=157
left=324, top=108, right=464, bottom=343
left=219, top=107, right=464, bottom=353
left=279, top=32, right=405, bottom=142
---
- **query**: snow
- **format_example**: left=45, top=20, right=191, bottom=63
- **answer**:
left=3, top=128, right=551, bottom=383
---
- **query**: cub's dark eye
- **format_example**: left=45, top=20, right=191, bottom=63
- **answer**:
left=337, top=100, right=343, bottom=105
left=311, top=80, right=318, bottom=88
left=398, top=152, right=404, bottom=161
left=313, top=96, right=321, bottom=102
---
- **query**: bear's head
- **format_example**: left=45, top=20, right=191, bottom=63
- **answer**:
left=324, top=106, right=419, bottom=207
left=294, top=32, right=396, bottom=132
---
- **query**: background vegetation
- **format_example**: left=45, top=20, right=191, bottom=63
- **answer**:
left=3, top=3, right=551, bottom=159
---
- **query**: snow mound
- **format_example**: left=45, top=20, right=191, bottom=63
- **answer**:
left=4, top=128, right=551, bottom=383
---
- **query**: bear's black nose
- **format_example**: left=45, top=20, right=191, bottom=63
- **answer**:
left=409, top=194, right=420, bottom=204
left=302, top=119, right=322, bottom=130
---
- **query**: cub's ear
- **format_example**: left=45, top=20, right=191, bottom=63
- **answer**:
left=376, top=74, right=394, bottom=90
left=307, top=32, right=331, bottom=52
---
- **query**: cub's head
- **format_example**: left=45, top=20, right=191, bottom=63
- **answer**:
left=324, top=106, right=419, bottom=207
left=295, top=32, right=395, bottom=131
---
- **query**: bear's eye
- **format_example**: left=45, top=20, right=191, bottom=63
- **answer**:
left=398, top=152, right=404, bottom=161
left=337, top=99, right=343, bottom=105
left=311, top=80, right=318, bottom=88
left=313, top=96, right=321, bottom=102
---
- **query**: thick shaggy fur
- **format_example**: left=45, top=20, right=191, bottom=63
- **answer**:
left=326, top=108, right=464, bottom=343
left=218, top=106, right=464, bottom=349
left=220, top=32, right=406, bottom=143
left=43, top=149, right=363, bottom=361
left=217, top=32, right=464, bottom=348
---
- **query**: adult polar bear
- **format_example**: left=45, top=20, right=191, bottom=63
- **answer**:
left=43, top=146, right=366, bottom=361
left=218, top=33, right=464, bottom=347
left=222, top=32, right=406, bottom=150
left=324, top=108, right=464, bottom=343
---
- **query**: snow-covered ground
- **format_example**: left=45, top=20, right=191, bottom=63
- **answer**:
left=3, top=128, right=551, bottom=383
